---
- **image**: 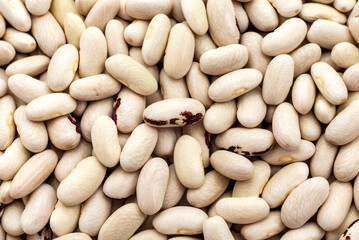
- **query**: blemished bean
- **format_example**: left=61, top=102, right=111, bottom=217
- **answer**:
left=2, top=1, right=359, bottom=239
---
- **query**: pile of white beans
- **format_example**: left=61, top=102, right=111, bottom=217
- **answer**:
left=1, top=0, right=359, bottom=239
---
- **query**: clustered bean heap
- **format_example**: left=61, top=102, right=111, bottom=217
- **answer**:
left=1, top=0, right=359, bottom=239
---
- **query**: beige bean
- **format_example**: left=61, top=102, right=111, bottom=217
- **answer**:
left=91, top=115, right=120, bottom=167
left=143, top=98, right=205, bottom=127
left=262, top=162, right=309, bottom=208
left=320, top=51, right=341, bottom=71
left=317, top=181, right=352, bottom=231
left=153, top=206, right=207, bottom=235
left=314, top=92, right=336, bottom=124
left=207, top=191, right=232, bottom=219
left=79, top=187, right=111, bottom=237
left=162, top=164, right=186, bottom=209
left=50, top=0, right=81, bottom=29
left=53, top=232, right=92, bottom=240
left=57, top=156, right=106, bottom=206
left=80, top=97, right=113, bottom=141
left=310, top=134, right=338, bottom=179
left=299, top=111, right=321, bottom=141
left=291, top=74, right=316, bottom=114
left=50, top=201, right=80, bottom=237
left=332, top=42, right=359, bottom=69
left=31, top=12, right=65, bottom=57
left=3, top=28, right=36, bottom=53
left=299, top=3, right=346, bottom=24
left=174, top=135, right=204, bottom=189
left=185, top=62, right=212, bottom=109
left=0, top=95, right=16, bottom=151
left=241, top=211, right=286, bottom=239
left=348, top=16, right=359, bottom=45
left=237, top=87, right=267, bottom=128
left=200, top=44, right=248, bottom=76
left=98, top=203, right=146, bottom=240
left=281, top=177, right=329, bottom=228
left=194, top=33, right=216, bottom=62
left=25, top=0, right=51, bottom=16
left=0, top=0, right=31, bottom=32
left=171, top=0, right=185, bottom=23
left=120, top=123, right=158, bottom=172
left=0, top=13, right=3, bottom=38
left=75, top=0, right=98, bottom=16
left=334, top=136, right=359, bottom=181
left=334, top=0, right=356, bottom=12
left=270, top=0, right=302, bottom=17
left=326, top=99, right=359, bottom=145
left=5, top=55, right=50, bottom=77
left=290, top=43, right=322, bottom=78
left=47, top=44, right=78, bottom=92
left=243, top=0, right=279, bottom=32
left=262, top=54, right=294, bottom=105
left=125, top=0, right=172, bottom=20
left=240, top=31, right=271, bottom=75
left=137, top=157, right=169, bottom=215
left=129, top=46, right=160, bottom=82
left=142, top=14, right=170, bottom=66
left=282, top=222, right=325, bottom=240
left=114, top=88, right=145, bottom=133
left=203, top=216, right=234, bottom=240
left=85, top=0, right=121, bottom=31
left=124, top=20, right=149, bottom=47
left=103, top=166, right=139, bottom=199
left=311, top=61, right=348, bottom=105
left=187, top=170, right=229, bottom=208
left=232, top=160, right=271, bottom=197
left=233, top=1, right=249, bottom=33
left=105, top=19, right=128, bottom=56
left=54, top=140, right=92, bottom=182
left=106, top=54, right=158, bottom=95
left=343, top=63, right=359, bottom=91
left=20, top=184, right=56, bottom=234
left=209, top=68, right=262, bottom=102
left=14, top=105, right=48, bottom=153
left=326, top=204, right=359, bottom=240
left=154, top=128, right=176, bottom=158
left=1, top=200, right=24, bottom=236
left=216, top=127, right=274, bottom=156
left=72, top=100, right=87, bottom=118
left=0, top=69, right=7, bottom=98
left=164, top=23, right=194, bottom=79
left=182, top=121, right=210, bottom=168
left=307, top=19, right=355, bottom=49
left=46, top=115, right=81, bottom=150
left=64, top=13, right=86, bottom=49
left=210, top=150, right=254, bottom=181
left=0, top=181, right=14, bottom=204
left=159, top=70, right=189, bottom=99
left=10, top=150, right=57, bottom=199
left=129, top=229, right=167, bottom=240
left=26, top=93, right=77, bottom=121
left=0, top=41, right=15, bottom=66
left=181, top=0, right=207, bottom=36
left=207, top=0, right=239, bottom=46
left=70, top=74, right=121, bottom=101
left=79, top=27, right=107, bottom=78
left=272, top=102, right=300, bottom=150
left=0, top=138, right=31, bottom=181
left=216, top=197, right=269, bottom=224
left=262, top=140, right=315, bottom=165
left=203, top=100, right=237, bottom=134
left=262, top=18, right=307, bottom=56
